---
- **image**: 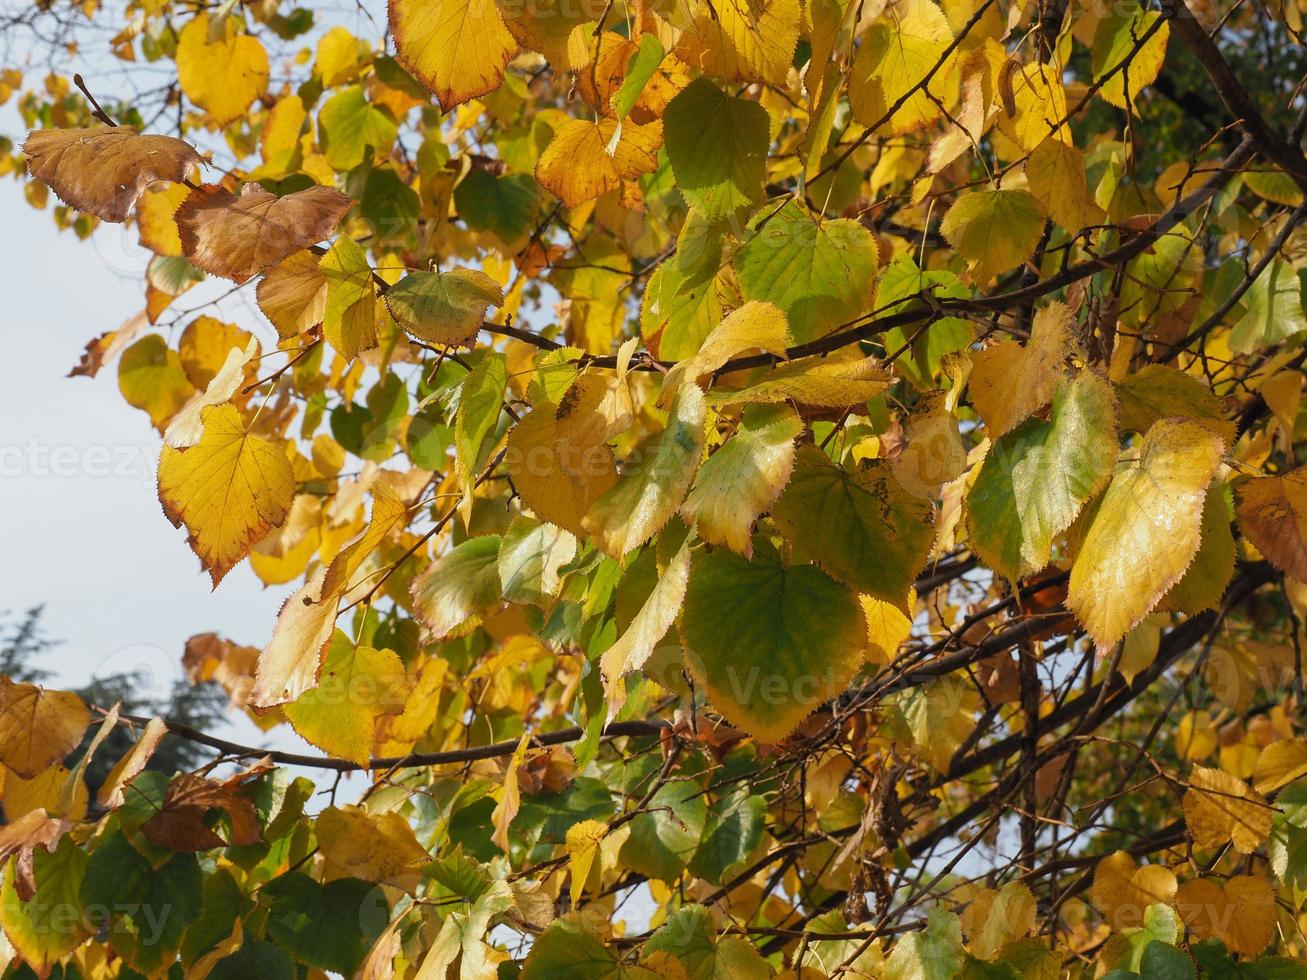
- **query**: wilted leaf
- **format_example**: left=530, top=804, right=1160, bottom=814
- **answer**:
left=23, top=126, right=201, bottom=222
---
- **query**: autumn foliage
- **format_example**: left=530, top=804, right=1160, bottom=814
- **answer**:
left=3, top=0, right=1307, bottom=974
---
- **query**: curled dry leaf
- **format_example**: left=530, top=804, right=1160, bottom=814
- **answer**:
left=23, top=126, right=203, bottom=222
left=176, top=183, right=353, bottom=284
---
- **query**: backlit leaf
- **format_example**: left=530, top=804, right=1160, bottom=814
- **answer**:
left=1067, top=419, right=1223, bottom=649
left=680, top=544, right=865, bottom=742
left=23, top=126, right=201, bottom=222
left=157, top=403, right=295, bottom=586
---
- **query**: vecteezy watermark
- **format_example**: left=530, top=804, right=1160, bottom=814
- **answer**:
left=0, top=440, right=160, bottom=483
left=12, top=900, right=175, bottom=947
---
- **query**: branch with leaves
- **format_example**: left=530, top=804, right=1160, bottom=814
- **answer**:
left=2, top=0, right=1307, bottom=975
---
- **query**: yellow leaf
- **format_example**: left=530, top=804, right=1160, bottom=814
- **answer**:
left=1068, top=419, right=1224, bottom=649
left=315, top=26, right=363, bottom=87
left=251, top=493, right=323, bottom=587
left=492, top=735, right=530, bottom=853
left=177, top=315, right=257, bottom=391
left=136, top=181, right=189, bottom=256
left=376, top=656, right=448, bottom=755
left=165, top=336, right=259, bottom=448
left=707, top=352, right=891, bottom=407
left=1175, top=710, right=1218, bottom=762
left=680, top=404, right=802, bottom=556
left=257, top=250, right=329, bottom=339
left=961, top=883, right=1037, bottom=960
left=1090, top=851, right=1177, bottom=930
left=284, top=632, right=410, bottom=766
left=389, top=0, right=517, bottom=109
left=583, top=384, right=706, bottom=557
left=997, top=63, right=1070, bottom=151
left=675, top=0, right=801, bottom=87
left=890, top=391, right=966, bottom=498
left=536, top=118, right=662, bottom=208
left=3, top=766, right=87, bottom=822
left=1182, top=765, right=1273, bottom=854
left=861, top=589, right=915, bottom=666
left=1175, top=875, right=1275, bottom=956
left=158, top=402, right=296, bottom=586
left=316, top=805, right=430, bottom=884
left=176, top=14, right=269, bottom=125
left=565, top=819, right=608, bottom=908
left=1025, top=138, right=1106, bottom=233
left=1235, top=466, right=1307, bottom=582
left=1253, top=737, right=1307, bottom=794
left=22, top=125, right=201, bottom=222
left=118, top=333, right=197, bottom=431
left=506, top=402, right=619, bottom=538
left=599, top=536, right=692, bottom=702
left=251, top=568, right=339, bottom=708
left=255, top=95, right=308, bottom=179
left=940, top=187, right=1047, bottom=284
left=661, top=300, right=791, bottom=402
left=0, top=680, right=90, bottom=780
left=97, top=716, right=168, bottom=808
left=969, top=302, right=1074, bottom=438
left=176, top=183, right=353, bottom=284
left=849, top=0, right=957, bottom=134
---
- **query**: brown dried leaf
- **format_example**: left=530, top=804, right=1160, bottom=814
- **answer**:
left=177, top=183, right=353, bottom=284
left=23, top=126, right=202, bottom=222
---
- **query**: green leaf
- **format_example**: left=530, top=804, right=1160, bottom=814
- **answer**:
left=583, top=383, right=706, bottom=558
left=967, top=371, right=1118, bottom=583
left=611, top=34, right=665, bottom=121
left=680, top=404, right=802, bottom=556
left=454, top=169, right=543, bottom=252
left=410, top=535, right=504, bottom=638
left=261, top=873, right=385, bottom=976
left=208, top=941, right=297, bottom=980
left=455, top=349, right=508, bottom=494
left=81, top=832, right=203, bottom=955
left=640, top=261, right=728, bottom=361
left=1231, top=258, right=1307, bottom=353
left=1193, top=940, right=1307, bottom=979
left=940, top=188, right=1046, bottom=283
left=646, top=905, right=771, bottom=979
left=321, top=232, right=377, bottom=359
left=522, top=912, right=657, bottom=979
left=318, top=84, right=397, bottom=170
left=664, top=77, right=769, bottom=221
left=384, top=267, right=504, bottom=347
left=618, top=778, right=708, bottom=882
left=734, top=200, right=878, bottom=343
left=772, top=445, right=934, bottom=606
left=885, top=908, right=965, bottom=980
left=359, top=165, right=420, bottom=245
left=680, top=544, right=866, bottom=742
left=498, top=515, right=578, bottom=606
left=1139, top=940, right=1196, bottom=980
left=180, top=868, right=247, bottom=967
left=689, top=787, right=765, bottom=884
left=1, top=838, right=89, bottom=975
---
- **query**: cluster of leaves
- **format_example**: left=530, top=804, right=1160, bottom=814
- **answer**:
left=2, top=0, right=1307, bottom=974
